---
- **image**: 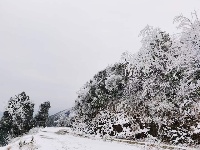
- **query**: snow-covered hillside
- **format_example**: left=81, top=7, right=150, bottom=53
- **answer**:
left=72, top=13, right=200, bottom=146
left=47, top=108, right=75, bottom=127
left=0, top=127, right=198, bottom=150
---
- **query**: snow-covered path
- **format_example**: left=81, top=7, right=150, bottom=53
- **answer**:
left=34, top=128, right=142, bottom=150
left=0, top=127, right=198, bottom=150
left=0, top=127, right=143, bottom=150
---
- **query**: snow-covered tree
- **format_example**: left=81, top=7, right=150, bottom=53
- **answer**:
left=75, top=62, right=128, bottom=121
left=34, top=101, right=51, bottom=127
left=0, top=92, right=34, bottom=146
left=174, top=12, right=200, bottom=104
left=6, top=92, right=34, bottom=137
left=0, top=111, right=12, bottom=146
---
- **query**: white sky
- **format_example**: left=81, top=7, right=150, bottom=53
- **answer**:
left=0, top=0, right=199, bottom=115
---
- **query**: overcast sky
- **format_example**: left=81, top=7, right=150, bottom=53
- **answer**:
left=0, top=0, right=200, bottom=115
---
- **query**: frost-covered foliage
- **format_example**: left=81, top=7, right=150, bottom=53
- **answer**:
left=73, top=13, right=200, bottom=146
left=6, top=92, right=34, bottom=136
left=0, top=92, right=34, bottom=146
left=33, top=101, right=51, bottom=127
left=74, top=63, right=129, bottom=121
left=0, top=111, right=12, bottom=146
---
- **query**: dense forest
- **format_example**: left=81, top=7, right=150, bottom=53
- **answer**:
left=71, top=13, right=200, bottom=145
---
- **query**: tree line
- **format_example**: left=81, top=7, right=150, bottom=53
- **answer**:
left=0, top=92, right=51, bottom=146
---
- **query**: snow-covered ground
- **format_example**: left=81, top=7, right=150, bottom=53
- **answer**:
left=0, top=127, right=198, bottom=150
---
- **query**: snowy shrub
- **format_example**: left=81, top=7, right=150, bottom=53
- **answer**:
left=18, top=136, right=37, bottom=150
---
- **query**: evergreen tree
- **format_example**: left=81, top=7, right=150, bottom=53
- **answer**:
left=34, top=101, right=51, bottom=127
left=0, top=92, right=34, bottom=146
left=0, top=111, right=12, bottom=146
left=6, top=92, right=34, bottom=136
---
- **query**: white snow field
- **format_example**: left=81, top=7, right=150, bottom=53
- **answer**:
left=0, top=127, right=198, bottom=150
